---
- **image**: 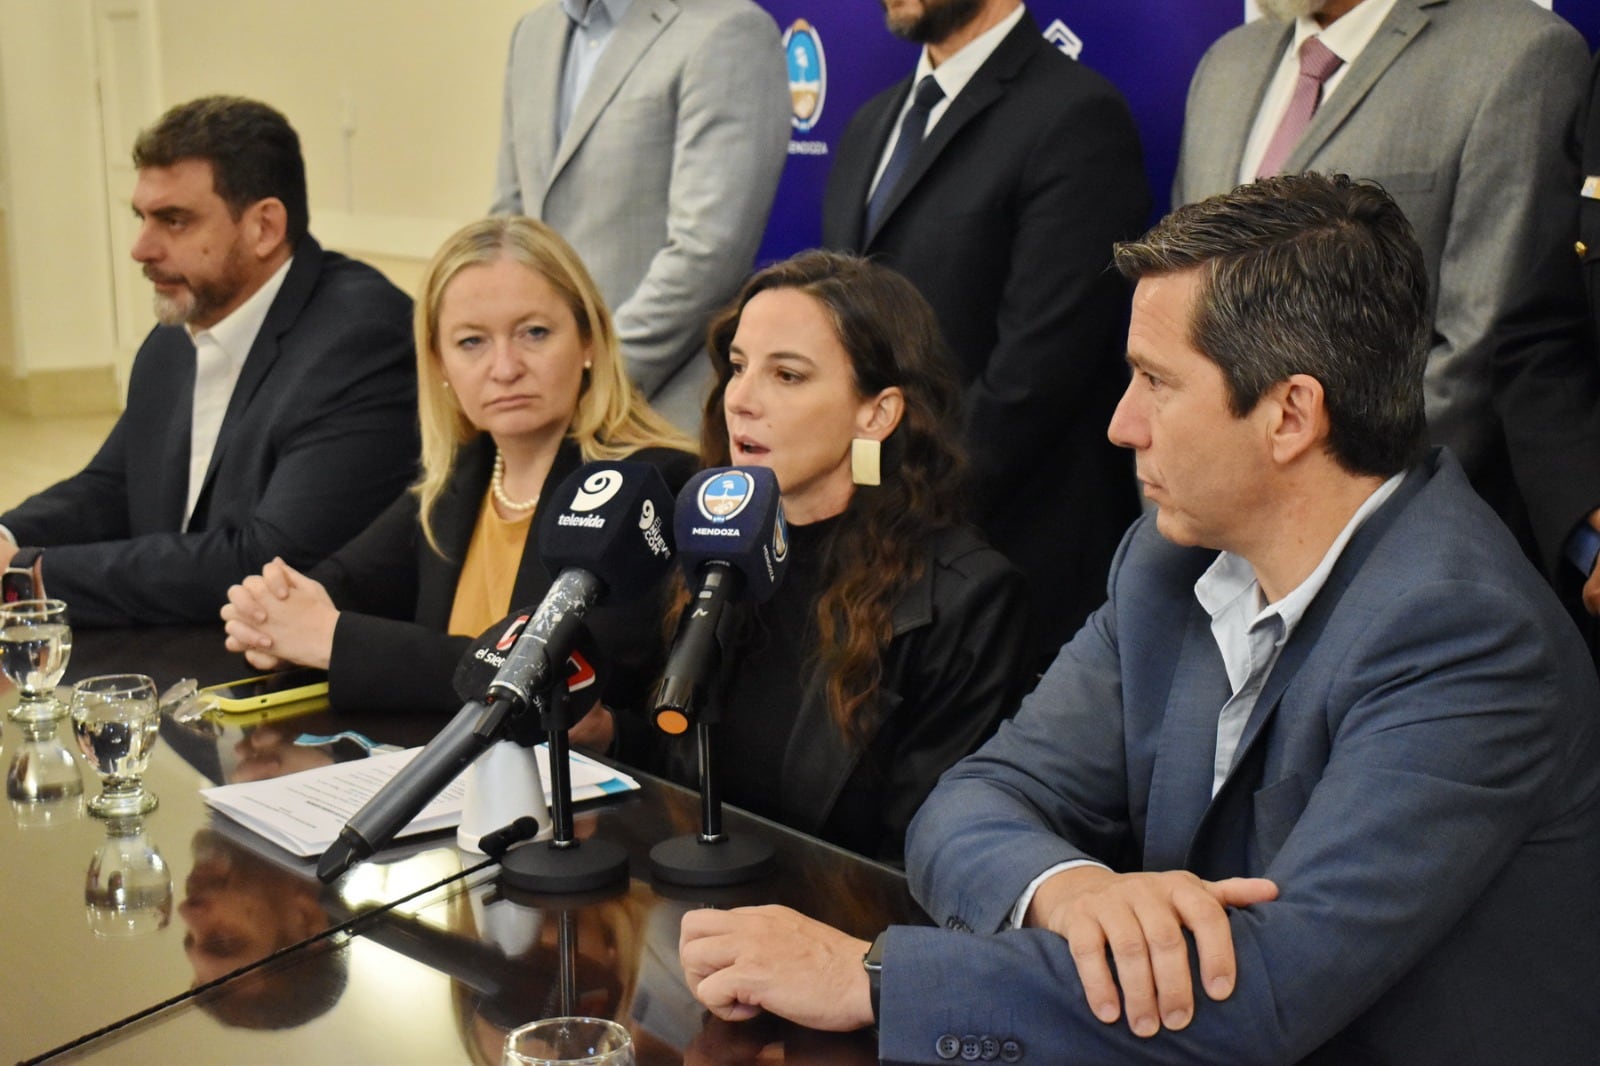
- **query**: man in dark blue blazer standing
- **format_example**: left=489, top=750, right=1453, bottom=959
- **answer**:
left=681, top=174, right=1600, bottom=1064
left=0, top=97, right=416, bottom=626
left=822, top=0, right=1148, bottom=668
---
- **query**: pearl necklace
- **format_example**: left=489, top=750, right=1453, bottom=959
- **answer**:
left=491, top=450, right=540, bottom=513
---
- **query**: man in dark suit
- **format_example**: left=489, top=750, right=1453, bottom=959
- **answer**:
left=680, top=175, right=1600, bottom=1063
left=1577, top=52, right=1600, bottom=633
left=0, top=97, right=416, bottom=627
left=822, top=0, right=1148, bottom=667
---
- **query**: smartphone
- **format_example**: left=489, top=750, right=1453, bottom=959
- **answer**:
left=201, top=667, right=330, bottom=713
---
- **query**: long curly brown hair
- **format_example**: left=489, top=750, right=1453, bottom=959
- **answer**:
left=696, top=250, right=967, bottom=745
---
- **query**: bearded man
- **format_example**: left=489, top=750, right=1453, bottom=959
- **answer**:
left=0, top=96, right=415, bottom=626
left=1175, top=0, right=1600, bottom=642
left=821, top=0, right=1150, bottom=671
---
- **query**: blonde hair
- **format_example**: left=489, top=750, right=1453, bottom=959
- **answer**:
left=414, top=216, right=694, bottom=551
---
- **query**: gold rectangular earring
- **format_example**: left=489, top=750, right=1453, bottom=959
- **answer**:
left=851, top=438, right=881, bottom=486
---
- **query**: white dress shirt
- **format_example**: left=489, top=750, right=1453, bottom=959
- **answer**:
left=1238, top=0, right=1400, bottom=183
left=183, top=258, right=291, bottom=529
left=559, top=0, right=634, bottom=140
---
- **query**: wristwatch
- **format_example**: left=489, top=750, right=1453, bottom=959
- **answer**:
left=862, top=930, right=887, bottom=1026
left=2, top=546, right=43, bottom=604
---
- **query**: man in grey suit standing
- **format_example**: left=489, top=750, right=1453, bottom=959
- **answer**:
left=1175, top=0, right=1600, bottom=611
left=678, top=174, right=1600, bottom=1064
left=492, top=0, right=790, bottom=430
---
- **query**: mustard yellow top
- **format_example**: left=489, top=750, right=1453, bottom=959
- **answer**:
left=447, top=492, right=533, bottom=638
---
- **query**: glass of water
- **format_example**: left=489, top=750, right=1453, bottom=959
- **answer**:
left=71, top=674, right=160, bottom=818
left=7, top=716, right=85, bottom=827
left=502, top=1018, right=634, bottom=1066
left=0, top=598, right=73, bottom=723
left=85, top=814, right=172, bottom=937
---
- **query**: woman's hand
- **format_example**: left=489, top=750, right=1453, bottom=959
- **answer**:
left=221, top=558, right=339, bottom=671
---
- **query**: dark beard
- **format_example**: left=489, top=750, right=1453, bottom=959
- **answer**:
left=885, top=0, right=985, bottom=45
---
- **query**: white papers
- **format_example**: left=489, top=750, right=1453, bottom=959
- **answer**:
left=200, top=744, right=639, bottom=858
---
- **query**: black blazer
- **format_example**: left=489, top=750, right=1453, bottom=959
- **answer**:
left=315, top=435, right=696, bottom=721
left=666, top=525, right=1032, bottom=863
left=2, top=237, right=417, bottom=626
left=822, top=15, right=1149, bottom=666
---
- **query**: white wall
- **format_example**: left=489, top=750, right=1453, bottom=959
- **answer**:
left=0, top=0, right=546, bottom=409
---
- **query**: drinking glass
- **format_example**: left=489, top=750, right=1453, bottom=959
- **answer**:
left=85, top=814, right=172, bottom=937
left=6, top=716, right=84, bottom=827
left=0, top=599, right=73, bottom=722
left=502, top=1017, right=634, bottom=1066
left=71, top=673, right=160, bottom=817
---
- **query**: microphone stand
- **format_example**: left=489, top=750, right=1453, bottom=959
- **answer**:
left=649, top=701, right=774, bottom=888
left=498, top=678, right=629, bottom=894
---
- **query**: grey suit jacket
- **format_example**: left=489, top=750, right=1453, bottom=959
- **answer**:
left=491, top=0, right=790, bottom=430
left=1175, top=0, right=1600, bottom=571
left=891, top=450, right=1600, bottom=1063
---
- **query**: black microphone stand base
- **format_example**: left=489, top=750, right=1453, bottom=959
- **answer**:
left=499, top=837, right=630, bottom=895
left=649, top=832, right=774, bottom=887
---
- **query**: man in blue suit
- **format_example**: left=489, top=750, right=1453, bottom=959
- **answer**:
left=679, top=173, right=1600, bottom=1064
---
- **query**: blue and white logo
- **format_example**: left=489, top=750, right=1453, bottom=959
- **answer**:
left=698, top=471, right=755, bottom=522
left=783, top=20, right=826, bottom=133
left=1041, top=19, right=1083, bottom=60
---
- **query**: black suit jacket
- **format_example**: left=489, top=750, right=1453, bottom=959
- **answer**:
left=822, top=16, right=1149, bottom=665
left=315, top=436, right=696, bottom=726
left=2, top=237, right=417, bottom=626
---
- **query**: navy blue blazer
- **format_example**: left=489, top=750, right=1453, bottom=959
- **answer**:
left=890, top=450, right=1600, bottom=1064
left=2, top=237, right=416, bottom=626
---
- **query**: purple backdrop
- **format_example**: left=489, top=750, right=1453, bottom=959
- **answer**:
left=755, top=0, right=1600, bottom=263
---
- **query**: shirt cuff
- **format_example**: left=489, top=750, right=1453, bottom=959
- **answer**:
left=1565, top=522, right=1600, bottom=575
left=0, top=524, right=16, bottom=548
left=1008, top=859, right=1110, bottom=928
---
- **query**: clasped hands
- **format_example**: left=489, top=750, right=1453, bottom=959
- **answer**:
left=679, top=867, right=1277, bottom=1040
left=221, top=557, right=338, bottom=671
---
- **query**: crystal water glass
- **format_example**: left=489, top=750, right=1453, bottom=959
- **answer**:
left=502, top=1017, right=634, bottom=1066
left=0, top=599, right=72, bottom=723
left=6, top=716, right=85, bottom=826
left=71, top=673, right=160, bottom=817
left=85, top=814, right=172, bottom=937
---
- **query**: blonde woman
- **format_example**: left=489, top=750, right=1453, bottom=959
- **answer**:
left=222, top=217, right=695, bottom=746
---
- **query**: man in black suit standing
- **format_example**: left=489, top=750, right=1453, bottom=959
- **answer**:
left=822, top=0, right=1149, bottom=668
left=0, top=96, right=416, bottom=626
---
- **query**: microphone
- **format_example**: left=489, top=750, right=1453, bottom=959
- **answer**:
left=316, top=460, right=676, bottom=883
left=651, top=467, right=788, bottom=735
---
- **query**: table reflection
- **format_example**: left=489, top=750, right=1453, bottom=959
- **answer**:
left=85, top=813, right=172, bottom=937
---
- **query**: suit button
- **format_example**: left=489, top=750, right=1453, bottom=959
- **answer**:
left=936, top=1034, right=961, bottom=1060
left=1000, top=1038, right=1023, bottom=1062
left=980, top=1035, right=1000, bottom=1060
left=961, top=1035, right=982, bottom=1060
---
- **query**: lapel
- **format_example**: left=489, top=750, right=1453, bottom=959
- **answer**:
left=509, top=440, right=581, bottom=607
left=862, top=14, right=1040, bottom=249
left=1185, top=462, right=1432, bottom=867
left=837, top=83, right=909, bottom=248
left=777, top=545, right=939, bottom=834
left=194, top=239, right=325, bottom=514
left=154, top=332, right=197, bottom=529
left=550, top=0, right=678, bottom=186
left=1213, top=24, right=1291, bottom=190
left=523, top=6, right=572, bottom=200
left=1283, top=0, right=1436, bottom=174
left=1141, top=607, right=1233, bottom=872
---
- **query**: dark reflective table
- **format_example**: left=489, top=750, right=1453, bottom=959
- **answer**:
left=6, top=628, right=925, bottom=1064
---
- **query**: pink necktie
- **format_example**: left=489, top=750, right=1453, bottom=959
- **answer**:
left=1256, top=36, right=1344, bottom=179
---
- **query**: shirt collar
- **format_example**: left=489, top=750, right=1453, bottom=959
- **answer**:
left=1195, top=469, right=1406, bottom=640
left=1289, top=0, right=1399, bottom=64
left=187, top=256, right=293, bottom=364
left=562, top=0, right=631, bottom=30
left=914, top=3, right=1027, bottom=103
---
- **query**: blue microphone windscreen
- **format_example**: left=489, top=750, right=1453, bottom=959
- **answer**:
left=673, top=466, right=789, bottom=603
